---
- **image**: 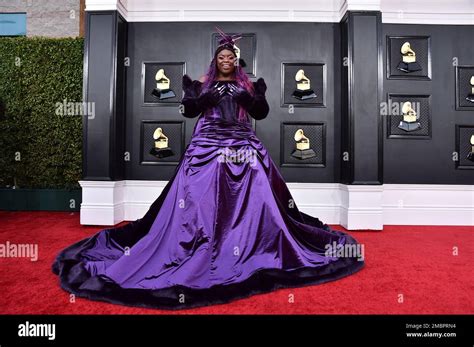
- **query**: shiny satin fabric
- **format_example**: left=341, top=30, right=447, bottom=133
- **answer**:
left=52, top=81, right=364, bottom=310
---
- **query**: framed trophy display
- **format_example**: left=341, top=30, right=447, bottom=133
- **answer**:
left=140, top=120, right=185, bottom=165
left=281, top=62, right=326, bottom=108
left=386, top=94, right=432, bottom=139
left=386, top=36, right=431, bottom=80
left=280, top=122, right=326, bottom=167
left=455, top=65, right=474, bottom=110
left=455, top=125, right=474, bottom=169
left=141, top=62, right=186, bottom=106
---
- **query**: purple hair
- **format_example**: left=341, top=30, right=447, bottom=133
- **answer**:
left=201, top=50, right=255, bottom=123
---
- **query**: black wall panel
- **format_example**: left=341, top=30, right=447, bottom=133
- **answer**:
left=124, top=22, right=341, bottom=182
left=83, top=11, right=127, bottom=181
left=83, top=12, right=115, bottom=180
left=83, top=13, right=473, bottom=185
left=340, top=12, right=383, bottom=185
left=383, top=24, right=474, bottom=184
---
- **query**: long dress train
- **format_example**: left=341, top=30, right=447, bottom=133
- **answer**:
left=52, top=76, right=364, bottom=310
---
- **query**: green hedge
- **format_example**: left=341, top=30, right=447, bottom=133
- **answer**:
left=0, top=37, right=84, bottom=189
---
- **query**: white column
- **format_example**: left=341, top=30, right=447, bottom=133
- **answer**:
left=340, top=185, right=384, bottom=230
left=79, top=180, right=125, bottom=226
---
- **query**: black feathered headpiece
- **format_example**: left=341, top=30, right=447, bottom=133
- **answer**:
left=214, top=26, right=242, bottom=56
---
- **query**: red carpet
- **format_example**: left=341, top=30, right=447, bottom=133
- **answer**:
left=0, top=211, right=472, bottom=314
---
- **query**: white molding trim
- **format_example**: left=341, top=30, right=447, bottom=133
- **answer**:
left=85, top=0, right=474, bottom=24
left=87, top=0, right=347, bottom=22
left=79, top=180, right=125, bottom=225
left=85, top=0, right=128, bottom=18
left=286, top=183, right=341, bottom=224
left=340, top=184, right=384, bottom=230
left=339, top=0, right=381, bottom=17
left=382, top=12, right=474, bottom=25
left=79, top=181, right=474, bottom=230
left=381, top=0, right=474, bottom=25
left=382, top=184, right=474, bottom=226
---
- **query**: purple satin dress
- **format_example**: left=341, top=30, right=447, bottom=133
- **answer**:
left=52, top=79, right=364, bottom=310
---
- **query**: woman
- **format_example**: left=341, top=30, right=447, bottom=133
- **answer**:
left=52, top=28, right=364, bottom=310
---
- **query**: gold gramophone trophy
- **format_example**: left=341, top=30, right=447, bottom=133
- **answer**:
left=292, top=69, right=317, bottom=100
left=233, top=44, right=247, bottom=67
left=151, top=69, right=176, bottom=100
left=397, top=42, right=422, bottom=73
left=291, top=129, right=316, bottom=159
left=466, top=76, right=474, bottom=103
left=398, top=101, right=421, bottom=132
left=467, top=135, right=474, bottom=162
left=150, top=127, right=174, bottom=158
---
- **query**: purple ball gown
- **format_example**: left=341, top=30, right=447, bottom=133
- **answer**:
left=52, top=75, right=364, bottom=310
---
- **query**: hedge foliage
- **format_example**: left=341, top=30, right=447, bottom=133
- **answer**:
left=0, top=37, right=84, bottom=189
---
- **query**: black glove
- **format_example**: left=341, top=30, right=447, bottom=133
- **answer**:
left=197, top=83, right=225, bottom=109
left=254, top=77, right=267, bottom=95
left=228, top=78, right=269, bottom=120
left=181, top=76, right=225, bottom=118
left=227, top=83, right=254, bottom=106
